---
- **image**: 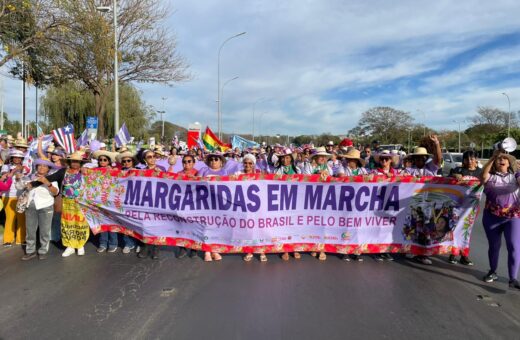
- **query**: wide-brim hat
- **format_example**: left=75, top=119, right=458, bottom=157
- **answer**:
left=496, top=153, right=518, bottom=173
left=276, top=147, right=294, bottom=159
left=311, top=147, right=332, bottom=160
left=13, top=139, right=29, bottom=148
left=50, top=148, right=66, bottom=157
left=66, top=151, right=88, bottom=163
left=204, top=152, right=226, bottom=166
left=116, top=151, right=137, bottom=163
left=92, top=150, right=116, bottom=162
left=374, top=150, right=400, bottom=165
left=409, top=147, right=432, bottom=157
left=34, top=158, right=61, bottom=169
left=340, top=148, right=365, bottom=166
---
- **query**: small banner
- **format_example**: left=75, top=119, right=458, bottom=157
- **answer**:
left=78, top=170, right=483, bottom=255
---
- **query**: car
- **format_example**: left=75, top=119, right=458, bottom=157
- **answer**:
left=442, top=152, right=463, bottom=176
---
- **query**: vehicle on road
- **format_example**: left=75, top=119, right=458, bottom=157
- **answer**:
left=442, top=152, right=463, bottom=176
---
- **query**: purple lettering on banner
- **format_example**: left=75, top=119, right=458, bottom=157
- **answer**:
left=217, top=185, right=232, bottom=210
left=338, top=186, right=355, bottom=211
left=233, top=186, right=247, bottom=212
left=369, top=186, right=386, bottom=211
left=267, top=184, right=279, bottom=211
left=181, top=185, right=195, bottom=210
left=280, top=185, right=297, bottom=210
left=304, top=185, right=323, bottom=210
left=141, top=181, right=153, bottom=207
left=355, top=186, right=370, bottom=211
left=124, top=180, right=141, bottom=205
left=246, top=185, right=260, bottom=212
left=322, top=186, right=338, bottom=210
left=384, top=186, right=400, bottom=211
left=209, top=185, right=217, bottom=209
left=195, top=185, right=209, bottom=210
left=168, top=184, right=181, bottom=210
left=154, top=182, right=169, bottom=209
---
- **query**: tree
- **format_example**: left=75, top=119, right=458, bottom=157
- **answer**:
left=0, top=0, right=66, bottom=68
left=470, top=106, right=518, bottom=132
left=41, top=81, right=155, bottom=138
left=42, top=0, right=190, bottom=138
left=348, top=107, right=414, bottom=143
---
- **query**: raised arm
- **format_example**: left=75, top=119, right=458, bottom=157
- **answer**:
left=429, top=135, right=442, bottom=166
left=37, top=135, right=48, bottom=160
left=481, top=149, right=499, bottom=184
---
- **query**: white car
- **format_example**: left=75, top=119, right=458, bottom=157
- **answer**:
left=442, top=152, right=463, bottom=176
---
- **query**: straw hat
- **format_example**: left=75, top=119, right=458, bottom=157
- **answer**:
left=340, top=148, right=365, bottom=166
left=66, top=151, right=88, bottom=163
left=116, top=150, right=136, bottom=164
left=8, top=149, right=25, bottom=159
left=495, top=153, right=518, bottom=173
left=13, top=138, right=29, bottom=149
left=311, top=146, right=332, bottom=160
left=374, top=150, right=400, bottom=165
left=204, top=151, right=226, bottom=165
left=92, top=150, right=116, bottom=162
left=409, top=147, right=432, bottom=157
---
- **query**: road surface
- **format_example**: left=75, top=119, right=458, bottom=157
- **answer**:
left=0, top=214, right=519, bottom=339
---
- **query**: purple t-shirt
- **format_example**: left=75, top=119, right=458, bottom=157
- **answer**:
left=404, top=161, right=439, bottom=177
left=484, top=172, right=520, bottom=218
left=198, top=167, right=231, bottom=177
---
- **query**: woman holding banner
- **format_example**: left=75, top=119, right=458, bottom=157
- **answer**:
left=176, top=154, right=199, bottom=259
left=339, top=148, right=368, bottom=177
left=481, top=149, right=520, bottom=290
left=61, top=152, right=90, bottom=257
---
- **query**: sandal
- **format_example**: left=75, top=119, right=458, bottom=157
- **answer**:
left=212, top=253, right=222, bottom=261
left=318, top=252, right=327, bottom=261
left=282, top=252, right=290, bottom=261
left=204, top=252, right=212, bottom=262
left=293, top=252, right=301, bottom=259
left=260, top=254, right=268, bottom=262
left=243, top=253, right=254, bottom=262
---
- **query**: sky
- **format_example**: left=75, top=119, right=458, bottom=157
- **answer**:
left=1, top=0, right=520, bottom=137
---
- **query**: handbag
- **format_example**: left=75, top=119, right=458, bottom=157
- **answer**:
left=16, top=188, right=31, bottom=213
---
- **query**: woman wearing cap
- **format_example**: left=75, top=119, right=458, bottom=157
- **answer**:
left=1, top=149, right=29, bottom=247
left=303, top=147, right=333, bottom=176
left=61, top=151, right=90, bottom=257
left=18, top=159, right=59, bottom=260
left=369, top=150, right=401, bottom=262
left=446, top=150, right=482, bottom=266
left=480, top=149, right=520, bottom=289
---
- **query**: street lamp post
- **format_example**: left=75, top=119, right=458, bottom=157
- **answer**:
left=161, top=97, right=167, bottom=142
left=217, top=32, right=246, bottom=140
left=220, top=76, right=238, bottom=139
left=259, top=112, right=266, bottom=142
left=96, top=0, right=119, bottom=138
left=502, top=92, right=511, bottom=138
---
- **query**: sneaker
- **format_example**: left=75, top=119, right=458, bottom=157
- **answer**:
left=459, top=256, right=474, bottom=266
left=38, top=254, right=47, bottom=260
left=3, top=243, right=12, bottom=247
left=177, top=247, right=188, bottom=259
left=351, top=254, right=363, bottom=262
left=96, top=246, right=107, bottom=253
left=77, top=247, right=85, bottom=256
left=483, top=271, right=498, bottom=283
left=21, top=253, right=37, bottom=261
left=509, top=279, right=520, bottom=290
left=62, top=247, right=75, bottom=257
left=448, top=255, right=457, bottom=264
left=107, top=246, right=118, bottom=253
left=373, top=254, right=385, bottom=262
left=382, top=253, right=394, bottom=261
left=136, top=246, right=141, bottom=253
left=415, top=256, right=432, bottom=265
left=122, top=246, right=135, bottom=254
left=342, top=255, right=351, bottom=261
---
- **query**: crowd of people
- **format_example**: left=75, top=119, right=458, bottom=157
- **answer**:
left=0, top=132, right=519, bottom=290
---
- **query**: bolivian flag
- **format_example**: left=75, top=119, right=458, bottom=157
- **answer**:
left=202, top=126, right=231, bottom=151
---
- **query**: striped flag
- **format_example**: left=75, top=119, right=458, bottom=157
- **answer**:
left=202, top=126, right=231, bottom=151
left=52, top=123, right=76, bottom=154
left=114, top=122, right=131, bottom=147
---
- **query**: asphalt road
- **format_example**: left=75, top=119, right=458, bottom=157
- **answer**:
left=1, top=214, right=520, bottom=340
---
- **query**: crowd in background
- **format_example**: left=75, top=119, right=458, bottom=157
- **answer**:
left=0, top=131, right=519, bottom=290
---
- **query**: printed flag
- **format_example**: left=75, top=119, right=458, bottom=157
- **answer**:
left=202, top=126, right=231, bottom=151
left=231, top=135, right=259, bottom=151
left=52, top=124, right=76, bottom=154
left=77, top=129, right=89, bottom=147
left=114, top=123, right=131, bottom=147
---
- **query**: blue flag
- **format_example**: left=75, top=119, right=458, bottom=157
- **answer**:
left=231, top=135, right=259, bottom=151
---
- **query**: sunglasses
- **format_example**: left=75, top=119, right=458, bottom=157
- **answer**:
left=182, top=160, right=193, bottom=164
left=122, top=159, right=133, bottom=164
left=146, top=155, right=156, bottom=159
left=98, top=158, right=110, bottom=162
left=208, top=157, right=220, bottom=162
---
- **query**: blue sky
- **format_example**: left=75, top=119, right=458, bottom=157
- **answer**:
left=1, top=0, right=520, bottom=136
